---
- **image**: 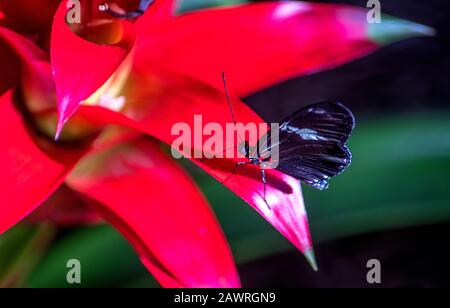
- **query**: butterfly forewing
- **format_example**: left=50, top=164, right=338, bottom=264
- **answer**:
left=279, top=102, right=354, bottom=144
left=261, top=102, right=355, bottom=190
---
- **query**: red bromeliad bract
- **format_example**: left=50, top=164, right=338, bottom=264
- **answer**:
left=0, top=0, right=434, bottom=287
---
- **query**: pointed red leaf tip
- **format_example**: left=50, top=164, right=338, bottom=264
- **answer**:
left=74, top=70, right=316, bottom=268
left=135, top=1, right=432, bottom=97
left=0, top=91, right=89, bottom=235
left=66, top=137, right=241, bottom=288
left=51, top=1, right=135, bottom=139
left=198, top=160, right=318, bottom=271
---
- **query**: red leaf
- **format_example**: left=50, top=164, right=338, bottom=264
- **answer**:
left=75, top=70, right=316, bottom=265
left=0, top=28, right=20, bottom=95
left=0, top=26, right=56, bottom=112
left=134, top=2, right=378, bottom=96
left=51, top=2, right=135, bottom=137
left=197, top=159, right=316, bottom=266
left=145, top=0, right=176, bottom=24
left=27, top=184, right=102, bottom=226
left=66, top=136, right=241, bottom=288
left=0, top=0, right=60, bottom=35
left=0, top=91, right=89, bottom=235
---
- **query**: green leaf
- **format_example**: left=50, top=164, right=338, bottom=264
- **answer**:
left=27, top=225, right=158, bottom=288
left=368, top=14, right=435, bottom=45
left=307, top=112, right=450, bottom=242
left=0, top=224, right=55, bottom=288
left=177, top=0, right=248, bottom=13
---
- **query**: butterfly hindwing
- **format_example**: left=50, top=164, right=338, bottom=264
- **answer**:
left=276, top=141, right=352, bottom=190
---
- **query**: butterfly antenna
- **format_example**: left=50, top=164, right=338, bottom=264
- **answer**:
left=222, top=72, right=244, bottom=144
left=222, top=72, right=238, bottom=126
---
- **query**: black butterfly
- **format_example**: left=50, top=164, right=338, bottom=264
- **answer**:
left=99, top=0, right=154, bottom=19
left=221, top=73, right=355, bottom=207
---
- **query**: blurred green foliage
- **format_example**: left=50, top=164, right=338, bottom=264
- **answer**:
left=12, top=112, right=448, bottom=288
left=0, top=224, right=55, bottom=287
left=177, top=0, right=248, bottom=12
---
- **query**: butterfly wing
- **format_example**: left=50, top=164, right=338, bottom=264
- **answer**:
left=262, top=102, right=355, bottom=190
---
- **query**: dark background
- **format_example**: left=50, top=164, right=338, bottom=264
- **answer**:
left=247, top=0, right=450, bottom=120
left=242, top=0, right=450, bottom=288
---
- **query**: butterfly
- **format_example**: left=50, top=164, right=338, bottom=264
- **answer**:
left=99, top=0, right=154, bottom=19
left=221, top=73, right=355, bottom=207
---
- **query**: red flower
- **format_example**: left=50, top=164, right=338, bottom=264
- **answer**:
left=0, top=0, right=433, bottom=287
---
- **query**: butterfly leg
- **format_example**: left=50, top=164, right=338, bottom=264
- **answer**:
left=260, top=168, right=272, bottom=210
left=221, top=162, right=250, bottom=185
